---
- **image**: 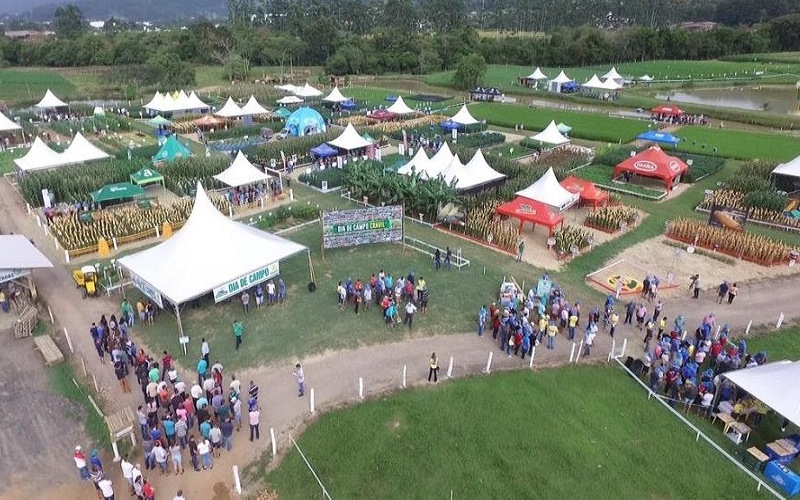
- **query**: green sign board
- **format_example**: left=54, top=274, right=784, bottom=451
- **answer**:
left=322, top=206, right=403, bottom=249
left=213, top=262, right=280, bottom=303
left=331, top=219, right=393, bottom=234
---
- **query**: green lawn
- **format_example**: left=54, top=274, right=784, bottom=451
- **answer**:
left=469, top=102, right=648, bottom=143
left=425, top=60, right=800, bottom=90
left=265, top=365, right=770, bottom=499
left=571, top=163, right=667, bottom=199
left=674, top=125, right=800, bottom=162
left=0, top=69, right=77, bottom=105
left=0, top=148, right=25, bottom=175
left=345, top=86, right=459, bottom=111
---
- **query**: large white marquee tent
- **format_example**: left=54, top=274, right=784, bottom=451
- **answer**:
left=117, top=183, right=310, bottom=334
left=239, top=95, right=270, bottom=116
left=144, top=90, right=210, bottom=114
left=723, top=360, right=800, bottom=429
left=531, top=120, right=571, bottom=146
left=327, top=123, right=373, bottom=151
left=213, top=151, right=270, bottom=188
left=516, top=166, right=578, bottom=211
left=386, top=96, right=416, bottom=115
left=14, top=132, right=110, bottom=172
left=0, top=111, right=22, bottom=132
left=399, top=146, right=505, bottom=190
left=214, top=97, right=243, bottom=118
left=35, top=89, right=68, bottom=109
left=449, top=104, right=479, bottom=126
left=322, top=86, right=351, bottom=103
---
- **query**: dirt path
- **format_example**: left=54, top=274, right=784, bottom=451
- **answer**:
left=2, top=174, right=800, bottom=499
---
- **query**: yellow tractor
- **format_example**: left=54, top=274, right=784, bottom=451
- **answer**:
left=72, top=265, right=99, bottom=298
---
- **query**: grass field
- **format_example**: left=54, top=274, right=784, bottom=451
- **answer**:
left=468, top=102, right=648, bottom=143
left=674, top=125, right=800, bottom=162
left=425, top=60, right=800, bottom=90
left=571, top=163, right=667, bottom=199
left=0, top=148, right=25, bottom=175
left=345, top=86, right=459, bottom=111
left=0, top=69, right=77, bottom=105
left=265, top=364, right=771, bottom=499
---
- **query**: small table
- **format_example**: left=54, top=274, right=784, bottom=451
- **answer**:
left=730, top=422, right=752, bottom=442
left=712, top=412, right=737, bottom=434
left=105, top=407, right=136, bottom=462
left=743, top=447, right=769, bottom=471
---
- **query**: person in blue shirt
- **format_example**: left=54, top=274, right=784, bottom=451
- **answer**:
left=199, top=419, right=211, bottom=440
left=477, top=306, right=487, bottom=337
left=163, top=416, right=176, bottom=446
left=197, top=358, right=208, bottom=386
left=278, top=278, right=286, bottom=304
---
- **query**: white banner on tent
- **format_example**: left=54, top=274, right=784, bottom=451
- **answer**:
left=213, top=262, right=280, bottom=303
left=131, top=272, right=164, bottom=309
left=0, top=268, right=29, bottom=284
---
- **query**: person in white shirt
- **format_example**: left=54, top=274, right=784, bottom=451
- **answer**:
left=153, top=443, right=169, bottom=475
left=120, top=456, right=135, bottom=491
left=230, top=375, right=241, bottom=397
left=98, top=478, right=114, bottom=500
left=232, top=396, right=242, bottom=431
left=403, top=301, right=417, bottom=328
left=173, top=489, right=186, bottom=500
left=201, top=339, right=210, bottom=363
left=197, top=439, right=213, bottom=470
left=190, top=384, right=203, bottom=401
left=293, top=364, right=305, bottom=397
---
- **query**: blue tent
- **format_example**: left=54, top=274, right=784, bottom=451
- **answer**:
left=439, top=120, right=462, bottom=131
left=637, top=130, right=680, bottom=146
left=310, top=143, right=338, bottom=158
left=285, top=107, right=326, bottom=137
left=340, top=100, right=357, bottom=110
left=384, top=95, right=398, bottom=102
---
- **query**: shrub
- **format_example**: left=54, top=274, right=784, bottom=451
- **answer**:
left=298, top=168, right=346, bottom=189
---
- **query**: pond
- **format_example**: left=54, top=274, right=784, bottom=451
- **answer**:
left=655, top=86, right=798, bottom=114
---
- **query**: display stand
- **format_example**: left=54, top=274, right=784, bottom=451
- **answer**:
left=106, top=407, right=136, bottom=462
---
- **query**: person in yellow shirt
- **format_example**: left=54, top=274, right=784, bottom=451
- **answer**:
left=538, top=316, right=548, bottom=345
left=0, top=290, right=8, bottom=313
left=415, top=277, right=426, bottom=302
left=567, top=313, right=578, bottom=341
left=658, top=317, right=667, bottom=336
left=136, top=300, right=145, bottom=323
left=609, top=310, right=619, bottom=338
left=546, top=321, right=558, bottom=350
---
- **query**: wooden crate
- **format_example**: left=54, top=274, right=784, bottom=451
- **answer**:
left=14, top=306, right=38, bottom=339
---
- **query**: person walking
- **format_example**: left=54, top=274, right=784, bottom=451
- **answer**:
left=241, top=291, right=250, bottom=314
left=249, top=405, right=261, bottom=441
left=690, top=274, right=701, bottom=299
left=169, top=443, right=183, bottom=475
left=516, top=239, right=525, bottom=262
left=583, top=322, right=596, bottom=356
left=728, top=282, right=738, bottom=304
left=293, top=363, right=305, bottom=397
left=198, top=438, right=213, bottom=470
left=403, top=301, right=417, bottom=328
left=434, top=248, right=441, bottom=270
left=196, top=357, right=208, bottom=386
left=97, top=476, right=115, bottom=500
left=201, top=338, right=210, bottom=364
left=232, top=320, right=243, bottom=350
left=445, top=247, right=452, bottom=270
left=717, top=281, right=729, bottom=304
left=546, top=320, right=558, bottom=350
left=428, top=353, right=439, bottom=383
left=624, top=300, right=635, bottom=325
left=477, top=305, right=487, bottom=337
left=221, top=417, right=234, bottom=451
left=74, top=445, right=89, bottom=480
left=188, top=435, right=200, bottom=472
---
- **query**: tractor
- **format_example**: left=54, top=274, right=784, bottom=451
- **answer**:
left=72, top=265, right=98, bottom=298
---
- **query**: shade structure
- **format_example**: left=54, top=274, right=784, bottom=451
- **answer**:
left=273, top=107, right=291, bottom=118
left=147, top=115, right=172, bottom=127
left=386, top=96, right=416, bottom=115
left=277, top=95, right=304, bottom=105
left=397, top=147, right=430, bottom=176
left=449, top=104, right=479, bottom=126
left=0, top=234, right=53, bottom=272
left=651, top=105, right=685, bottom=117
left=516, top=167, right=579, bottom=211
left=144, top=92, right=167, bottom=112
left=439, top=154, right=465, bottom=186
left=455, top=149, right=506, bottom=191
left=310, top=143, right=338, bottom=158
left=637, top=130, right=680, bottom=146
left=559, top=176, right=609, bottom=207
left=116, top=183, right=308, bottom=305
left=0, top=111, right=22, bottom=131
left=145, top=90, right=208, bottom=113
left=35, top=89, right=67, bottom=109
left=426, top=142, right=454, bottom=178
left=62, top=132, right=111, bottom=164
left=639, top=75, right=654, bottom=82
left=295, top=82, right=323, bottom=98
left=613, top=146, right=689, bottom=191
left=240, top=95, right=270, bottom=116
left=583, top=74, right=604, bottom=89
left=723, top=361, right=800, bottom=429
left=527, top=67, right=548, bottom=80
left=496, top=197, right=564, bottom=235
left=152, top=135, right=193, bottom=163
left=285, top=107, right=326, bottom=137
left=530, top=120, right=571, bottom=146
left=601, top=77, right=623, bottom=90
left=551, top=71, right=573, bottom=84
left=322, top=86, right=350, bottom=103
left=328, top=123, right=372, bottom=151
left=215, top=97, right=243, bottom=118
left=602, top=67, right=624, bottom=83
left=187, top=91, right=209, bottom=111
left=130, top=166, right=165, bottom=186
left=771, top=155, right=800, bottom=180
left=275, top=83, right=301, bottom=93
left=91, top=182, right=145, bottom=203
left=13, top=137, right=63, bottom=171
left=213, top=151, right=269, bottom=188
left=556, top=122, right=572, bottom=134
left=194, top=114, right=224, bottom=127
left=368, top=109, right=394, bottom=121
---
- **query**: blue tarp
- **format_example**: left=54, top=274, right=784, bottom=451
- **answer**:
left=340, top=100, right=357, bottom=110
left=384, top=95, right=398, bottom=102
left=310, top=143, right=338, bottom=158
left=561, top=81, right=580, bottom=91
left=637, top=130, right=680, bottom=146
left=439, top=120, right=462, bottom=131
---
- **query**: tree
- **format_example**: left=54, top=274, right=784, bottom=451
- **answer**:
left=452, top=53, right=486, bottom=90
left=53, top=4, right=86, bottom=39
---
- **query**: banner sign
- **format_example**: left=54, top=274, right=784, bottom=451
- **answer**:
left=536, top=278, right=552, bottom=299
left=0, top=268, right=29, bottom=284
left=708, top=204, right=748, bottom=231
left=130, top=273, right=164, bottom=309
left=322, top=206, right=403, bottom=249
left=213, top=262, right=280, bottom=303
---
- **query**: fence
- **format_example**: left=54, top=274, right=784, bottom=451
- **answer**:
left=403, top=235, right=470, bottom=270
left=609, top=352, right=785, bottom=499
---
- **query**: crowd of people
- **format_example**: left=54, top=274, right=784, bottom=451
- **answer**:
left=336, top=270, right=430, bottom=328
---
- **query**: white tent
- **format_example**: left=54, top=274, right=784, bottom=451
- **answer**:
left=724, top=361, right=800, bottom=429
left=516, top=166, right=578, bottom=211
left=322, top=86, right=350, bottom=103
left=240, top=95, right=270, bottom=116
left=639, top=75, right=654, bottom=82
left=187, top=91, right=210, bottom=112
left=62, top=132, right=111, bottom=164
left=531, top=120, right=571, bottom=146
left=275, top=83, right=301, bottom=93
left=450, top=104, right=479, bottom=126
left=601, top=78, right=623, bottom=90
left=583, top=74, right=604, bottom=89
left=527, top=67, right=548, bottom=80
left=440, top=154, right=466, bottom=186
left=772, top=155, right=800, bottom=179
left=215, top=97, right=243, bottom=118
left=602, top=67, right=624, bottom=84
left=426, top=142, right=454, bottom=178
left=0, top=234, right=53, bottom=271
left=144, top=91, right=167, bottom=111
left=386, top=96, right=416, bottom=115
left=551, top=71, right=573, bottom=84
left=295, top=82, right=323, bottom=98
left=213, top=151, right=270, bottom=188
left=35, top=89, right=67, bottom=109
left=117, top=183, right=308, bottom=306
left=277, top=95, right=304, bottom=105
left=13, top=137, right=63, bottom=171
left=328, top=123, right=373, bottom=151
left=397, top=147, right=430, bottom=176
left=0, top=111, right=22, bottom=132
left=455, top=149, right=506, bottom=190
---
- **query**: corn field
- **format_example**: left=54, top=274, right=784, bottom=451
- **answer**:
left=584, top=205, right=639, bottom=232
left=665, top=218, right=792, bottom=265
left=698, top=189, right=800, bottom=230
left=464, top=201, right=519, bottom=252
left=553, top=225, right=591, bottom=256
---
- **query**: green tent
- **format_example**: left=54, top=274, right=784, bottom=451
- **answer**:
left=273, top=107, right=291, bottom=118
left=148, top=115, right=172, bottom=127
left=130, top=166, right=165, bottom=187
left=362, top=132, right=375, bottom=142
left=152, top=135, right=193, bottom=164
left=91, top=182, right=145, bottom=203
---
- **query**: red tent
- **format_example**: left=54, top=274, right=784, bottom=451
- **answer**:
left=368, top=109, right=395, bottom=121
left=496, top=197, right=564, bottom=235
left=650, top=105, right=685, bottom=117
left=560, top=176, right=609, bottom=207
left=613, top=146, right=689, bottom=190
